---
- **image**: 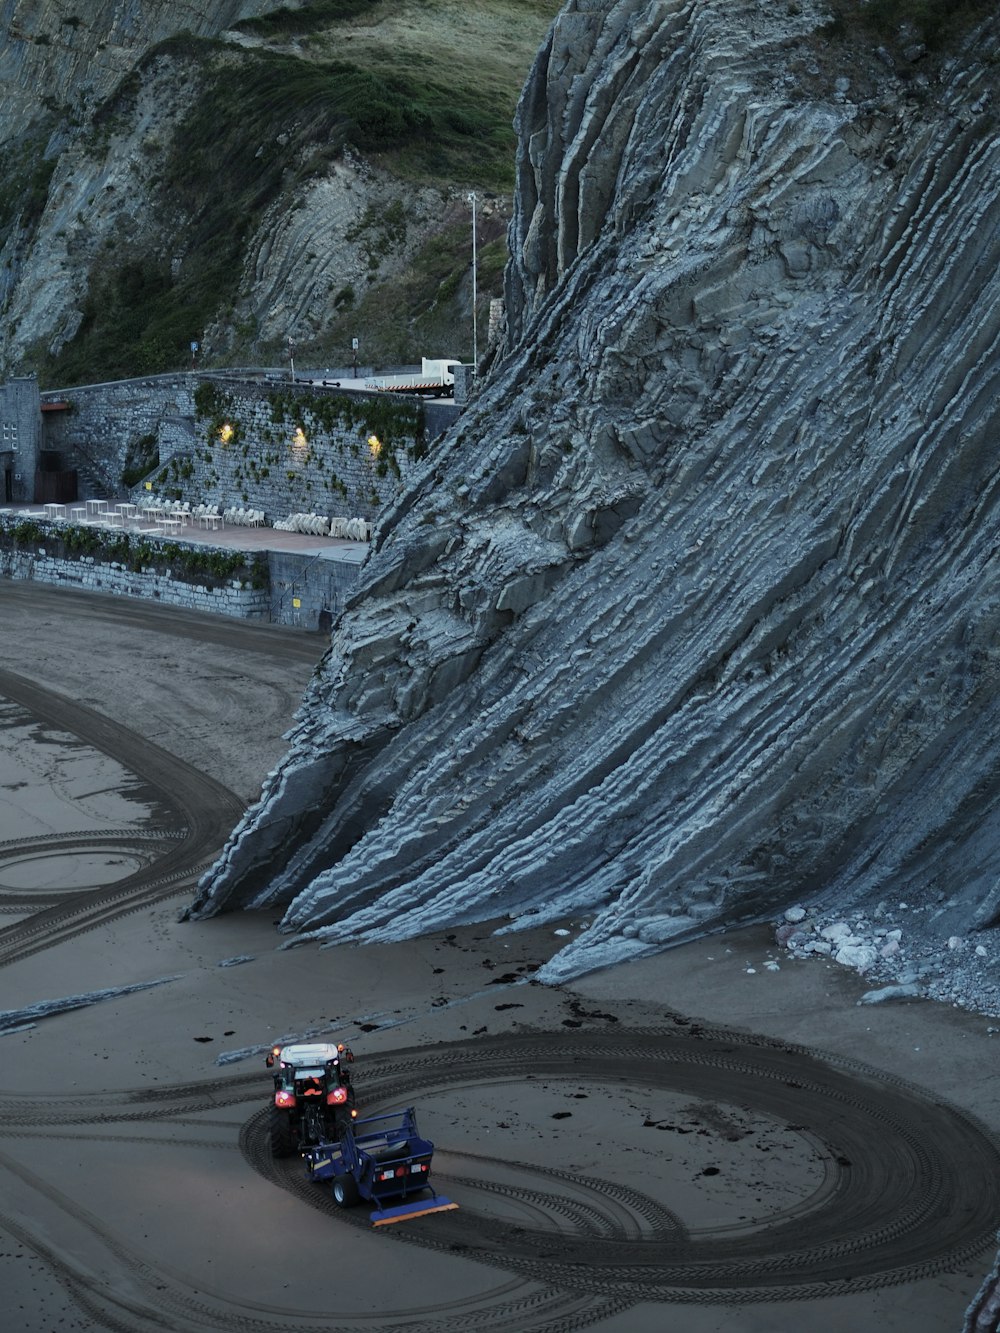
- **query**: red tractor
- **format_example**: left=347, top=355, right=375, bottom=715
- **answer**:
left=265, top=1041, right=356, bottom=1157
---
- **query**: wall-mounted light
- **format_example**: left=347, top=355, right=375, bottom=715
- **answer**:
left=293, top=426, right=307, bottom=449
left=219, top=422, right=234, bottom=445
left=368, top=434, right=382, bottom=457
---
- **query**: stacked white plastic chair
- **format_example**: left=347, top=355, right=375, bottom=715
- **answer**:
left=275, top=512, right=333, bottom=534
left=224, top=506, right=259, bottom=526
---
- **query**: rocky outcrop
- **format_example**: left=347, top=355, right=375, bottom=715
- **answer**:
left=0, top=1, right=271, bottom=138
left=0, top=2, right=524, bottom=375
left=188, top=0, right=1000, bottom=984
left=0, top=1, right=273, bottom=368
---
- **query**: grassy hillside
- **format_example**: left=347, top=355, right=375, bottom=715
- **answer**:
left=820, top=0, right=993, bottom=47
left=18, top=0, right=559, bottom=386
left=237, top=0, right=554, bottom=185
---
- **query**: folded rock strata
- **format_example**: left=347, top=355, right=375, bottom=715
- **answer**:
left=188, top=0, right=1000, bottom=982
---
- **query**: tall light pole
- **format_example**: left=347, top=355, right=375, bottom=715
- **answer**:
left=287, top=335, right=296, bottom=383
left=468, top=191, right=478, bottom=367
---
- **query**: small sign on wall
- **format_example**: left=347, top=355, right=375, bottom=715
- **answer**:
left=292, top=597, right=301, bottom=609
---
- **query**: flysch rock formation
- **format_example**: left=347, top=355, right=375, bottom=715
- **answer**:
left=0, top=0, right=271, bottom=363
left=0, top=0, right=271, bottom=136
left=0, top=2, right=521, bottom=374
left=188, top=0, right=1000, bottom=987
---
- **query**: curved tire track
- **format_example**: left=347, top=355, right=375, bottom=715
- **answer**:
left=3, top=1030, right=999, bottom=1326
left=241, top=1029, right=1000, bottom=1303
left=0, top=668, right=244, bottom=966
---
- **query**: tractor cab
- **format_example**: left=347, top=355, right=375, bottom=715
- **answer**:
left=265, top=1041, right=357, bottom=1156
left=297, top=1070, right=327, bottom=1099
left=267, top=1041, right=353, bottom=1094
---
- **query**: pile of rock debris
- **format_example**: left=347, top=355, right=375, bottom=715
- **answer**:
left=774, top=903, right=1000, bottom=1018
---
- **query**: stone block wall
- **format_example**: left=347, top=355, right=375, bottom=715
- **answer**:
left=0, top=513, right=363, bottom=628
left=169, top=379, right=426, bottom=525
left=37, top=373, right=431, bottom=526
left=0, top=546, right=270, bottom=620
left=40, top=375, right=194, bottom=496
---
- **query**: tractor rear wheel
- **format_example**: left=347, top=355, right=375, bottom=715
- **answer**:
left=332, top=1173, right=360, bottom=1208
left=269, top=1108, right=295, bottom=1158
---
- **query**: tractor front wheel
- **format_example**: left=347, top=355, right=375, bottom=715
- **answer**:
left=269, top=1108, right=295, bottom=1158
left=332, top=1173, right=360, bottom=1208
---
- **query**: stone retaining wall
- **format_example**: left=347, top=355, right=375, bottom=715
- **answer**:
left=172, top=379, right=425, bottom=525
left=38, top=374, right=433, bottom=529
left=0, top=513, right=364, bottom=628
left=41, top=376, right=193, bottom=496
left=0, top=546, right=271, bottom=620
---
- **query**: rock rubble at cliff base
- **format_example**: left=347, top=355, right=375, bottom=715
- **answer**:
left=774, top=904, right=1000, bottom=1018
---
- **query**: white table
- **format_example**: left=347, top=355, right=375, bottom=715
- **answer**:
left=156, top=516, right=183, bottom=534
left=85, top=499, right=108, bottom=516
left=43, top=503, right=67, bottom=520
left=197, top=513, right=222, bottom=530
left=115, top=503, right=139, bottom=523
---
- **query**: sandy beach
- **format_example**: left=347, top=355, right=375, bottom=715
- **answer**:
left=1, top=579, right=998, bottom=1333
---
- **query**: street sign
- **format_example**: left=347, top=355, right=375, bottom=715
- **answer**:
left=351, top=337, right=359, bottom=350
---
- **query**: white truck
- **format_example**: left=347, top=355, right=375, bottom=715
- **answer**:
left=365, top=358, right=462, bottom=397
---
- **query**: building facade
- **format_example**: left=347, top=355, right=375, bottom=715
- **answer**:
left=0, top=376, right=41, bottom=504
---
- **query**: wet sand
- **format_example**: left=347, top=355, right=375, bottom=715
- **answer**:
left=0, top=580, right=997, bottom=1332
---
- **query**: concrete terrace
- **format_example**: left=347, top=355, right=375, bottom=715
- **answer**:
left=0, top=504, right=370, bottom=628
left=2, top=502, right=370, bottom=566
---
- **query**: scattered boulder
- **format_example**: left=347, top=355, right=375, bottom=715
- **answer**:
left=834, top=943, right=878, bottom=972
left=821, top=922, right=852, bottom=942
left=858, top=983, right=922, bottom=1006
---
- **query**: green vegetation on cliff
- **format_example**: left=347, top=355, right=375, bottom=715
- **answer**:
left=13, top=0, right=557, bottom=387
left=822, top=0, right=994, bottom=47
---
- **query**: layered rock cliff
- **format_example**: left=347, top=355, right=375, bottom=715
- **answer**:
left=0, top=0, right=271, bottom=135
left=188, top=0, right=1000, bottom=983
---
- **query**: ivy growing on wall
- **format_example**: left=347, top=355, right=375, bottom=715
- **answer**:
left=194, top=381, right=244, bottom=448
left=266, top=388, right=424, bottom=466
left=188, top=379, right=426, bottom=511
left=0, top=519, right=269, bottom=590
